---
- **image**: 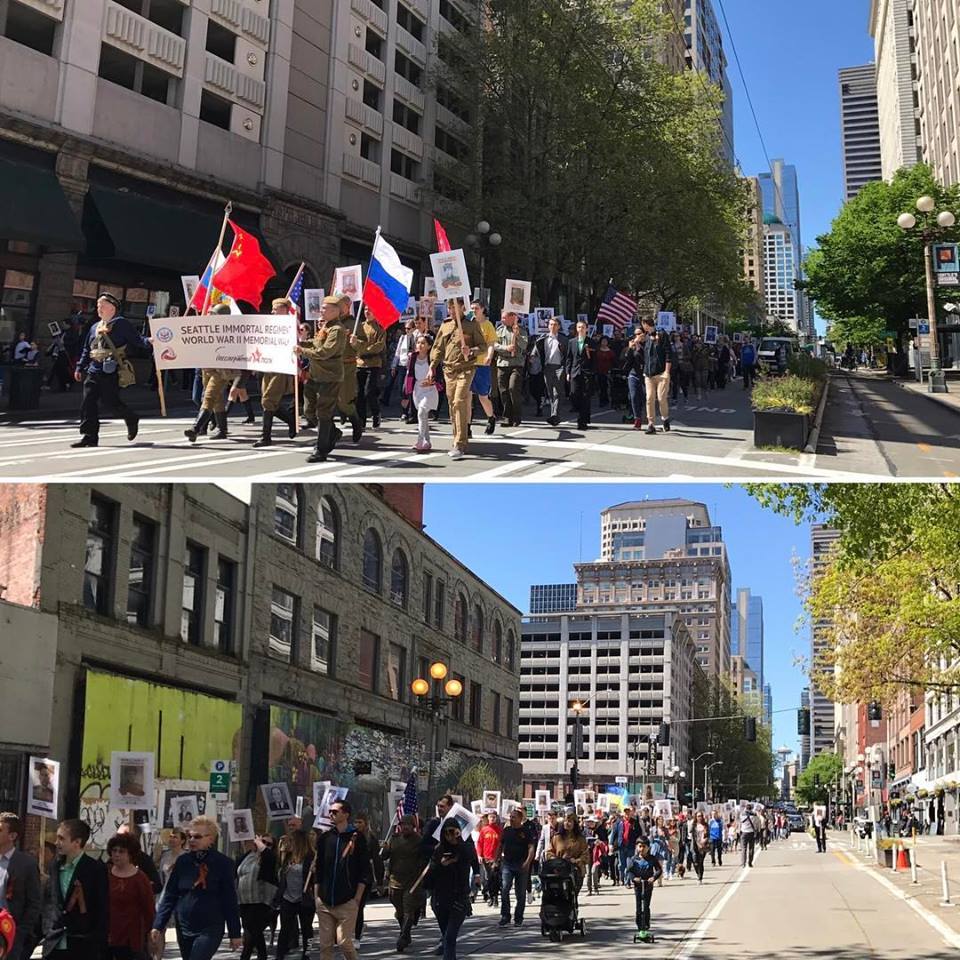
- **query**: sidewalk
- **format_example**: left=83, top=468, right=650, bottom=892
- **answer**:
left=855, top=367, right=960, bottom=415
left=843, top=828, right=960, bottom=937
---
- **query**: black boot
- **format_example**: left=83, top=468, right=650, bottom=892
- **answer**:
left=254, top=411, right=274, bottom=447
left=350, top=415, right=363, bottom=443
left=184, top=410, right=212, bottom=443
left=485, top=416, right=496, bottom=435
left=243, top=399, right=256, bottom=424
left=275, top=406, right=297, bottom=439
left=211, top=411, right=228, bottom=440
left=308, top=422, right=332, bottom=463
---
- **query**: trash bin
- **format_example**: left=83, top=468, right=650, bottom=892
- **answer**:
left=8, top=365, right=42, bottom=410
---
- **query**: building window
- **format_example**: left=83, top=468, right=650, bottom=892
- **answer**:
left=390, top=149, right=419, bottom=181
left=394, top=49, right=422, bottom=87
left=396, top=2, right=426, bottom=41
left=274, top=485, right=300, bottom=544
left=362, top=529, right=383, bottom=593
left=435, top=580, right=445, bottom=629
left=392, top=99, right=421, bottom=135
left=358, top=629, right=379, bottom=691
left=492, top=621, right=503, bottom=664
left=3, top=1, right=57, bottom=55
left=454, top=592, right=467, bottom=641
left=126, top=515, right=155, bottom=626
left=98, top=43, right=175, bottom=105
left=181, top=543, right=206, bottom=645
left=269, top=587, right=296, bottom=661
left=471, top=604, right=484, bottom=654
left=470, top=681, right=482, bottom=727
left=84, top=496, right=115, bottom=615
left=505, top=697, right=514, bottom=739
left=451, top=673, right=465, bottom=721
left=312, top=607, right=336, bottom=675
left=492, top=691, right=501, bottom=735
left=316, top=496, right=339, bottom=569
left=387, top=642, right=406, bottom=701
left=506, top=629, right=516, bottom=671
left=214, top=558, right=235, bottom=654
left=390, top=550, right=409, bottom=607
left=423, top=571, right=433, bottom=624
left=205, top=18, right=236, bottom=62
left=200, top=89, right=232, bottom=130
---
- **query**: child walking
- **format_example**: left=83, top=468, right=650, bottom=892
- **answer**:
left=625, top=838, right=663, bottom=942
left=406, top=333, right=440, bottom=452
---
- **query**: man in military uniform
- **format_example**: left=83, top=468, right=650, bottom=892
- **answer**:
left=427, top=300, right=486, bottom=459
left=493, top=310, right=529, bottom=427
left=297, top=295, right=347, bottom=463
left=253, top=298, right=298, bottom=448
left=353, top=304, right=386, bottom=429
left=335, top=294, right=364, bottom=443
left=185, top=303, right=234, bottom=442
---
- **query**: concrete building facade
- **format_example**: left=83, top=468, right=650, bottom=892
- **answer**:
left=838, top=64, right=883, bottom=200
left=740, top=176, right=766, bottom=305
left=762, top=219, right=800, bottom=332
left=683, top=0, right=733, bottom=167
left=0, top=0, right=476, bottom=345
left=519, top=610, right=695, bottom=797
left=868, top=0, right=921, bottom=181
left=0, top=482, right=520, bottom=849
left=811, top=525, right=840, bottom=760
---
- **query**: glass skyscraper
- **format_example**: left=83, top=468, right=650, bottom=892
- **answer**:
left=731, top=587, right=764, bottom=688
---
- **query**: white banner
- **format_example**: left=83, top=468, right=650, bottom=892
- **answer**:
left=149, top=315, right=298, bottom=374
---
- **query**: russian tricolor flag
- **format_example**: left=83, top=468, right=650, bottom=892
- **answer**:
left=363, top=232, right=414, bottom=329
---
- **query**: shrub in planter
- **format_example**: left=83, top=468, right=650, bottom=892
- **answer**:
left=752, top=374, right=821, bottom=416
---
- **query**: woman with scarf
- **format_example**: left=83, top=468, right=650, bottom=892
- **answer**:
left=150, top=817, right=241, bottom=960
left=422, top=822, right=478, bottom=960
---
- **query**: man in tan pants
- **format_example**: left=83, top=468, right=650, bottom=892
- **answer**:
left=428, top=301, right=486, bottom=459
left=641, top=317, right=673, bottom=434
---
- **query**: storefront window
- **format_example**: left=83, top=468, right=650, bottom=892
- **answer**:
left=0, top=269, right=35, bottom=345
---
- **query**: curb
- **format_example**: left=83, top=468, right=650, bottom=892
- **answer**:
left=803, top=375, right=831, bottom=454
left=886, top=376, right=960, bottom=416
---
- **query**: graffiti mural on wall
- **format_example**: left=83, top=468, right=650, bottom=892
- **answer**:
left=79, top=671, right=242, bottom=847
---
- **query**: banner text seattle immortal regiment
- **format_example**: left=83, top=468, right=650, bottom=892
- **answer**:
left=68, top=200, right=747, bottom=460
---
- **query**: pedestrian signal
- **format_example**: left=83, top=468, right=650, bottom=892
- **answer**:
left=744, top=716, right=756, bottom=742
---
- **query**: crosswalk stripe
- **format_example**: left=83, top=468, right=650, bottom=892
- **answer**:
left=468, top=459, right=543, bottom=479
left=57, top=447, right=290, bottom=478
left=522, top=461, right=584, bottom=479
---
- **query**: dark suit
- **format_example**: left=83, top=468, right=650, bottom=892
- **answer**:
left=42, top=854, right=108, bottom=960
left=564, top=336, right=595, bottom=429
left=4, top=849, right=42, bottom=960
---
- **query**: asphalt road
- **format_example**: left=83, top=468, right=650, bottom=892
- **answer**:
left=157, top=833, right=958, bottom=960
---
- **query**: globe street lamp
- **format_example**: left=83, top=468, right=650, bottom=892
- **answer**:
left=410, top=661, right=463, bottom=800
left=465, top=220, right=502, bottom=308
left=897, top=195, right=957, bottom=393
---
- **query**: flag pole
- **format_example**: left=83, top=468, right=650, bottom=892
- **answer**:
left=200, top=201, right=233, bottom=317
left=354, top=228, right=380, bottom=337
left=287, top=262, right=305, bottom=433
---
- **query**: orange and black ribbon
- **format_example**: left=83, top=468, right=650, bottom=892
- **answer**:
left=65, top=881, right=87, bottom=915
left=192, top=863, right=208, bottom=890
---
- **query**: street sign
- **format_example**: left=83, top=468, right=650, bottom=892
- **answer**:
left=933, top=242, right=960, bottom=273
left=615, top=776, right=628, bottom=785
left=918, top=321, right=930, bottom=335
left=937, top=273, right=959, bottom=286
left=908, top=318, right=919, bottom=329
left=209, top=758, right=230, bottom=795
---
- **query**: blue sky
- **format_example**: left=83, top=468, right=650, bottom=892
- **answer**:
left=423, top=484, right=812, bottom=767
left=721, top=0, right=874, bottom=330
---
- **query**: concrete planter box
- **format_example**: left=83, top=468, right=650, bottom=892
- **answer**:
left=752, top=409, right=811, bottom=450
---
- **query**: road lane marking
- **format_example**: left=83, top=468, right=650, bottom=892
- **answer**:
left=468, top=459, right=543, bottom=479
left=835, top=846, right=960, bottom=949
left=57, top=448, right=290, bottom=478
left=675, top=864, right=751, bottom=960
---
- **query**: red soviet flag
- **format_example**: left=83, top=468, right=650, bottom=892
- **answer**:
left=211, top=221, right=276, bottom=309
left=433, top=217, right=451, bottom=252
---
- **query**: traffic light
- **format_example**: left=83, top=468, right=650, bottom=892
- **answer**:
left=888, top=762, right=896, bottom=778
left=868, top=701, right=882, bottom=722
left=744, top=716, right=756, bottom=742
left=798, top=707, right=810, bottom=736
left=659, top=722, right=671, bottom=746
left=571, top=719, right=583, bottom=760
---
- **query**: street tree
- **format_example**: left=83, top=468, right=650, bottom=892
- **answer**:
left=795, top=753, right=843, bottom=806
left=747, top=483, right=960, bottom=703
left=804, top=165, right=960, bottom=349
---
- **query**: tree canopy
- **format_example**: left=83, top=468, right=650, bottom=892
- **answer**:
left=747, top=483, right=960, bottom=704
left=804, top=165, right=960, bottom=347
left=795, top=752, right=842, bottom=805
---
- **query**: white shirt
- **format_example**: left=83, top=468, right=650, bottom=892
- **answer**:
left=543, top=335, right=562, bottom=366
left=394, top=331, right=414, bottom=368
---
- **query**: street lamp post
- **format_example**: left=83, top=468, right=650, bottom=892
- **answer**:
left=570, top=700, right=586, bottom=793
left=410, top=661, right=463, bottom=802
left=897, top=195, right=957, bottom=393
left=465, top=220, right=502, bottom=309
left=691, top=751, right=713, bottom=805
left=704, top=761, right=723, bottom=804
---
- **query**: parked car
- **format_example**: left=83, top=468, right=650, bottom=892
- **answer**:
left=787, top=813, right=806, bottom=832
left=757, top=336, right=799, bottom=374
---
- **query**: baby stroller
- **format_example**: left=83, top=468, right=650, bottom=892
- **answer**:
left=539, top=858, right=586, bottom=942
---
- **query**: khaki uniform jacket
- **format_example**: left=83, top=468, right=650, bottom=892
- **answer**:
left=494, top=323, right=529, bottom=368
left=355, top=320, right=386, bottom=368
left=430, top=317, right=485, bottom=377
left=300, top=320, right=346, bottom=384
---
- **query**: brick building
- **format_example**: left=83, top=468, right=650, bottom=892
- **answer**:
left=0, top=482, right=520, bottom=851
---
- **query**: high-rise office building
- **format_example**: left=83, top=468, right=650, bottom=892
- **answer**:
left=731, top=587, right=764, bottom=688
left=800, top=687, right=812, bottom=770
left=811, top=525, right=841, bottom=759
left=683, top=0, right=734, bottom=166
left=911, top=0, right=960, bottom=186
left=868, top=0, right=921, bottom=181
left=740, top=176, right=766, bottom=303
left=529, top=583, right=578, bottom=615
left=838, top=64, right=883, bottom=200
left=587, top=500, right=731, bottom=678
left=519, top=610, right=696, bottom=796
left=763, top=682, right=773, bottom=728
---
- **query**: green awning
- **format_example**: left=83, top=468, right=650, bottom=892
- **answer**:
left=84, top=184, right=225, bottom=273
left=0, top=156, right=84, bottom=250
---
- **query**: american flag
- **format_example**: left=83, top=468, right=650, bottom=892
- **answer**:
left=397, top=771, right=419, bottom=826
left=286, top=263, right=305, bottom=319
left=596, top=283, right=638, bottom=331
